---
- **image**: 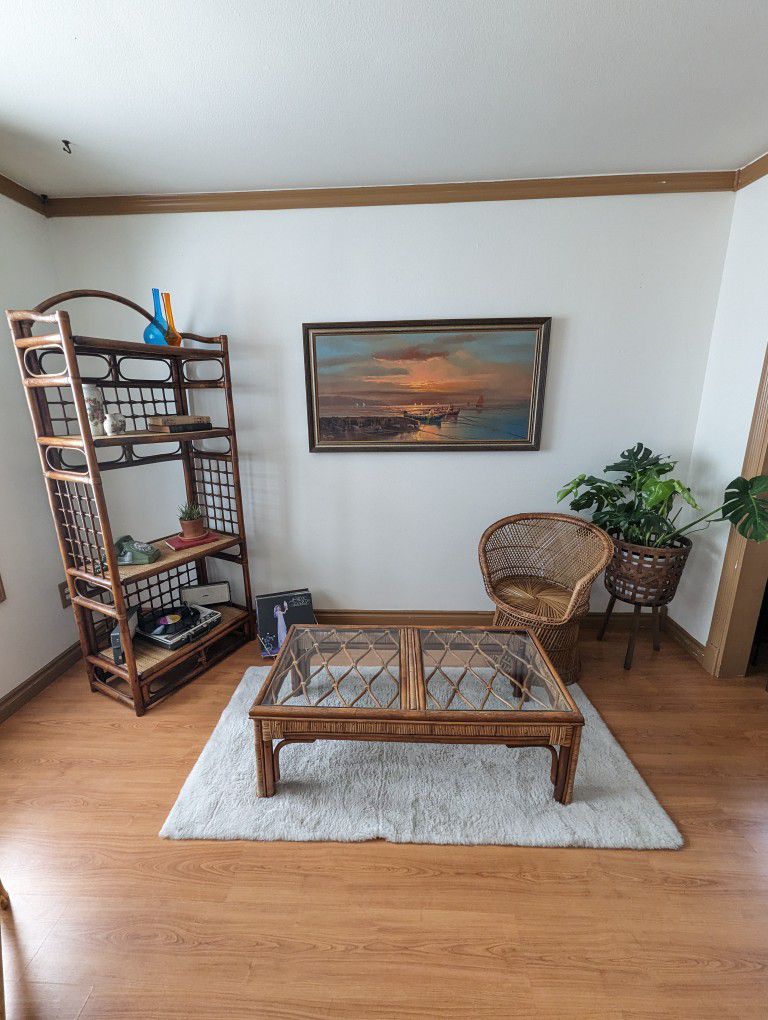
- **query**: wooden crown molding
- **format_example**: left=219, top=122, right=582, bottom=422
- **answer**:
left=735, top=149, right=768, bottom=190
left=42, top=171, right=737, bottom=217
left=2, top=150, right=767, bottom=220
left=0, top=171, right=46, bottom=215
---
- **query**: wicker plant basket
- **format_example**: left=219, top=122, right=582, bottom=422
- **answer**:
left=604, top=535, right=692, bottom=606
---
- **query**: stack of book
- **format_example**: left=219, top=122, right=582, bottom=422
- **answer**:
left=146, top=414, right=213, bottom=433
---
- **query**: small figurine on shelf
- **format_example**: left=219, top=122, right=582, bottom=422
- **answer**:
left=143, top=288, right=168, bottom=345
left=162, top=291, right=183, bottom=347
left=104, top=408, right=127, bottom=436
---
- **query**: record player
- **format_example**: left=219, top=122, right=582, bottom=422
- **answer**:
left=136, top=603, right=222, bottom=651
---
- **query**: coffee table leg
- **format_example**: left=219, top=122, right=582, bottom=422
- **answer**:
left=554, top=728, right=581, bottom=805
left=545, top=744, right=558, bottom=785
left=255, top=723, right=276, bottom=797
left=273, top=738, right=315, bottom=783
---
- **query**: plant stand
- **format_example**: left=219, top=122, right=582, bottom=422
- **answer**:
left=7, top=290, right=254, bottom=715
left=597, top=599, right=663, bottom=669
left=597, top=535, right=691, bottom=670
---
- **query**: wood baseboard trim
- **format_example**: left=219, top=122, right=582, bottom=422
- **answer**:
left=42, top=170, right=737, bottom=218
left=0, top=171, right=47, bottom=215
left=315, top=609, right=495, bottom=627
left=663, top=614, right=706, bottom=665
left=315, top=608, right=707, bottom=662
left=0, top=641, right=82, bottom=724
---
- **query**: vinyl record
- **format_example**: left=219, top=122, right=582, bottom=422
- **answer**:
left=139, top=605, right=199, bottom=637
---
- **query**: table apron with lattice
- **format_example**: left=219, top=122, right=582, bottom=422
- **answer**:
left=249, top=625, right=584, bottom=805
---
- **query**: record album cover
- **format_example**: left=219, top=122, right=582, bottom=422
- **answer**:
left=255, top=588, right=315, bottom=657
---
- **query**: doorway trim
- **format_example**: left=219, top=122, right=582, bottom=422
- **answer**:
left=704, top=343, right=768, bottom=676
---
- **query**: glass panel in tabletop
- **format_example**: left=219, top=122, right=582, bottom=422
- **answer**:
left=418, top=628, right=571, bottom=712
left=258, top=626, right=402, bottom=709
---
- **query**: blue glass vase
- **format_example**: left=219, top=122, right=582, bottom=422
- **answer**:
left=143, top=288, right=168, bottom=345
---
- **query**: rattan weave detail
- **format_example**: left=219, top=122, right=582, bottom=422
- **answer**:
left=604, top=536, right=691, bottom=606
left=479, top=513, right=613, bottom=683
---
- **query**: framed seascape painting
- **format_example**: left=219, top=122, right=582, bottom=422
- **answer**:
left=303, top=317, right=551, bottom=452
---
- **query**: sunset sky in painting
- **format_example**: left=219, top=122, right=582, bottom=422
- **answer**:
left=315, top=328, right=538, bottom=412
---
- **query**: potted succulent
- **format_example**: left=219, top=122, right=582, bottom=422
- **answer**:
left=557, top=443, right=768, bottom=610
left=178, top=501, right=206, bottom=541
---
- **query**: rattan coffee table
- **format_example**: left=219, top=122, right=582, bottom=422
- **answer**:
left=249, top=625, right=584, bottom=804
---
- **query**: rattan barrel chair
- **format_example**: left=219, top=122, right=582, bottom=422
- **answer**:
left=479, top=513, right=614, bottom=684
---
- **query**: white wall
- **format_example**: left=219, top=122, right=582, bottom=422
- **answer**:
left=672, top=174, right=768, bottom=644
left=0, top=196, right=75, bottom=699
left=46, top=194, right=733, bottom=612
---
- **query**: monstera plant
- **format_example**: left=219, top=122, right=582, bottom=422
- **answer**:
left=558, top=443, right=768, bottom=547
left=557, top=444, right=768, bottom=614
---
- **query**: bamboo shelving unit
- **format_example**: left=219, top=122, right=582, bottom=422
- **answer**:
left=7, top=290, right=254, bottom=715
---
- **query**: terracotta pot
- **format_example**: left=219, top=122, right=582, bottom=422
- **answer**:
left=604, top=534, right=692, bottom=607
left=180, top=517, right=206, bottom=540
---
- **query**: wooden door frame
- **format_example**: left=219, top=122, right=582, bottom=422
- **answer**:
left=704, top=343, right=768, bottom=676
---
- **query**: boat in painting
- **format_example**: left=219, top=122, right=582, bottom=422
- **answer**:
left=407, top=409, right=446, bottom=425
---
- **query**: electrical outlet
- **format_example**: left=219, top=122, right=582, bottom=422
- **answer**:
left=58, top=580, right=71, bottom=609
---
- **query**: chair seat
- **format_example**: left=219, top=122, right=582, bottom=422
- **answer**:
left=491, top=575, right=573, bottom=621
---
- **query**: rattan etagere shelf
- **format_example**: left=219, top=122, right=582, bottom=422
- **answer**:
left=7, top=290, right=254, bottom=715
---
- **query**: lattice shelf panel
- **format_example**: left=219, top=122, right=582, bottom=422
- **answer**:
left=192, top=450, right=239, bottom=535
left=53, top=476, right=108, bottom=576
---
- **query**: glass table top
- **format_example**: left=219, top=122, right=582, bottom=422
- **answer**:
left=254, top=626, right=572, bottom=714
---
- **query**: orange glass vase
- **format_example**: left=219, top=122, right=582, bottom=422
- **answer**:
left=161, top=291, right=183, bottom=347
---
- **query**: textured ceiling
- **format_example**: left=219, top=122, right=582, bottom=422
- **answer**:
left=1, top=0, right=767, bottom=197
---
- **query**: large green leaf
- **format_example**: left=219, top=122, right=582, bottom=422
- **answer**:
left=641, top=477, right=700, bottom=512
left=721, top=475, right=768, bottom=542
left=570, top=490, right=599, bottom=512
left=605, top=443, right=672, bottom=476
left=556, top=474, right=586, bottom=503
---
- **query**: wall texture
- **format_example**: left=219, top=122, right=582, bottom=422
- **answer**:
left=0, top=196, right=75, bottom=699
left=48, top=193, right=733, bottom=614
left=672, top=174, right=768, bottom=644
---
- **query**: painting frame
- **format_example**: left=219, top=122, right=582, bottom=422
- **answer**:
left=303, top=317, right=551, bottom=452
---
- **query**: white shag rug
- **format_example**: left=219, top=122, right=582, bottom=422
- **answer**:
left=160, top=667, right=682, bottom=849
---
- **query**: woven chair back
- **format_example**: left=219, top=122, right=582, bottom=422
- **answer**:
left=480, top=514, right=613, bottom=592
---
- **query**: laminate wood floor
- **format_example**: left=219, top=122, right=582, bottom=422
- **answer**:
left=1, top=625, right=767, bottom=1019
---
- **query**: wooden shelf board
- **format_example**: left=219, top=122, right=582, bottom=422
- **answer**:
left=72, top=335, right=223, bottom=359
left=37, top=427, right=230, bottom=448
left=91, top=604, right=249, bottom=679
left=116, top=531, right=242, bottom=583
left=65, top=533, right=242, bottom=586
